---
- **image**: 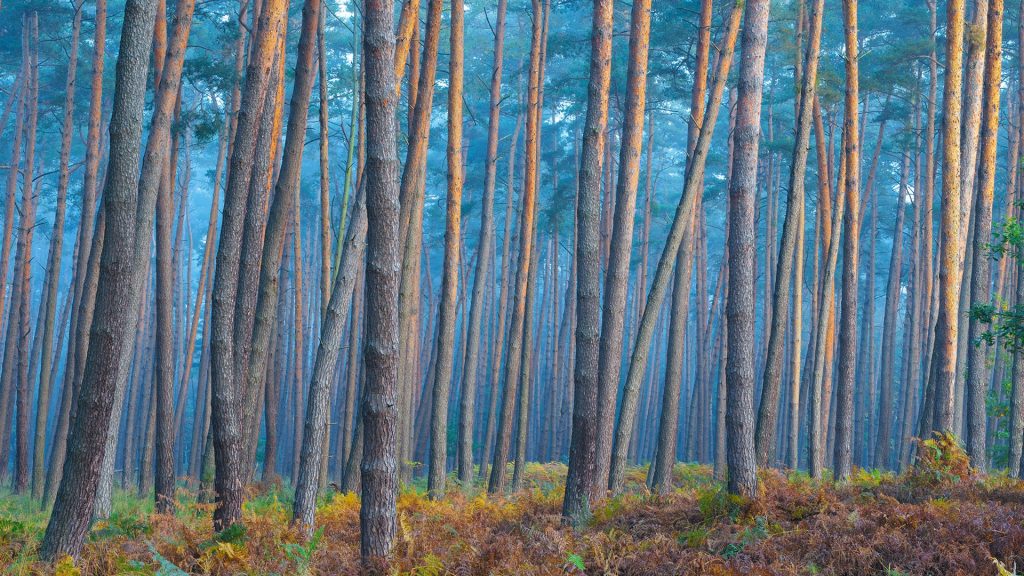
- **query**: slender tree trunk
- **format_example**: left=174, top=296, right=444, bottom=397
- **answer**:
left=875, top=153, right=909, bottom=469
left=458, top=0, right=508, bottom=489
left=293, top=186, right=367, bottom=534
left=596, top=0, right=652, bottom=494
left=12, top=17, right=38, bottom=493
left=488, top=0, right=543, bottom=494
left=965, top=0, right=1001, bottom=471
left=754, top=0, right=822, bottom=467
left=426, top=0, right=464, bottom=498
left=928, top=0, right=964, bottom=435
left=612, top=0, right=743, bottom=488
left=832, top=0, right=860, bottom=481
left=31, top=0, right=83, bottom=499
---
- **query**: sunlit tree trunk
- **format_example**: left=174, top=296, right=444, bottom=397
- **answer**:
left=427, top=0, right=464, bottom=498
left=929, top=0, right=965, bottom=435
left=597, top=0, right=652, bottom=494
left=488, top=0, right=543, bottom=494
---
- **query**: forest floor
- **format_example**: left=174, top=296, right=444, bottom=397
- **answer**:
left=2, top=437, right=1024, bottom=575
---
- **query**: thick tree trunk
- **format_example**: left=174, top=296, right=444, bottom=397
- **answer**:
left=359, top=0, right=402, bottom=562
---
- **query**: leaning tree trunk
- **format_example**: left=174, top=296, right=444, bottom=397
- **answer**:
left=607, top=0, right=743, bottom=491
left=208, top=0, right=287, bottom=530
left=488, top=0, right=543, bottom=495
left=39, top=0, right=163, bottom=557
left=293, top=186, right=367, bottom=535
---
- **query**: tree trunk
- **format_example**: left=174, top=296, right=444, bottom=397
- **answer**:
left=31, top=0, right=83, bottom=499
left=458, top=0, right=508, bottom=489
left=358, top=0, right=401, bottom=562
left=754, top=0, right=822, bottom=467
left=488, top=0, right=543, bottom=494
left=965, top=0, right=1001, bottom=471
left=725, top=0, right=770, bottom=497
left=426, top=0, right=464, bottom=498
left=928, top=0, right=964, bottom=435
left=875, top=153, right=909, bottom=469
left=39, top=0, right=165, bottom=555
left=832, top=0, right=860, bottom=481
left=611, top=0, right=743, bottom=489
left=596, top=0, right=652, bottom=494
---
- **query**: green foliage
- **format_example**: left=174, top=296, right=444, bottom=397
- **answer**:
left=697, top=487, right=747, bottom=524
left=907, top=432, right=972, bottom=489
left=282, top=527, right=322, bottom=576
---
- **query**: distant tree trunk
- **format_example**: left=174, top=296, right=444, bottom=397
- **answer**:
left=965, top=0, right=1001, bottom=471
left=832, top=0, right=860, bottom=481
left=611, top=0, right=743, bottom=492
left=596, top=0, right=653, bottom=494
left=480, top=113, right=523, bottom=482
left=725, top=0, right=770, bottom=497
left=427, top=0, right=464, bottom=499
left=488, top=0, right=543, bottom=494
left=875, top=153, right=909, bottom=469
left=39, top=0, right=165, bottom=555
left=928, top=0, right=964, bottom=436
left=754, top=0, right=822, bottom=467
left=458, top=0, right=508, bottom=489
left=12, top=16, right=39, bottom=494
left=31, top=0, right=82, bottom=500
left=359, top=0, right=402, bottom=562
left=396, top=0, right=442, bottom=482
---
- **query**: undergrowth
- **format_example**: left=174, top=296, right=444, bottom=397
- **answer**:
left=0, top=446, right=1022, bottom=575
